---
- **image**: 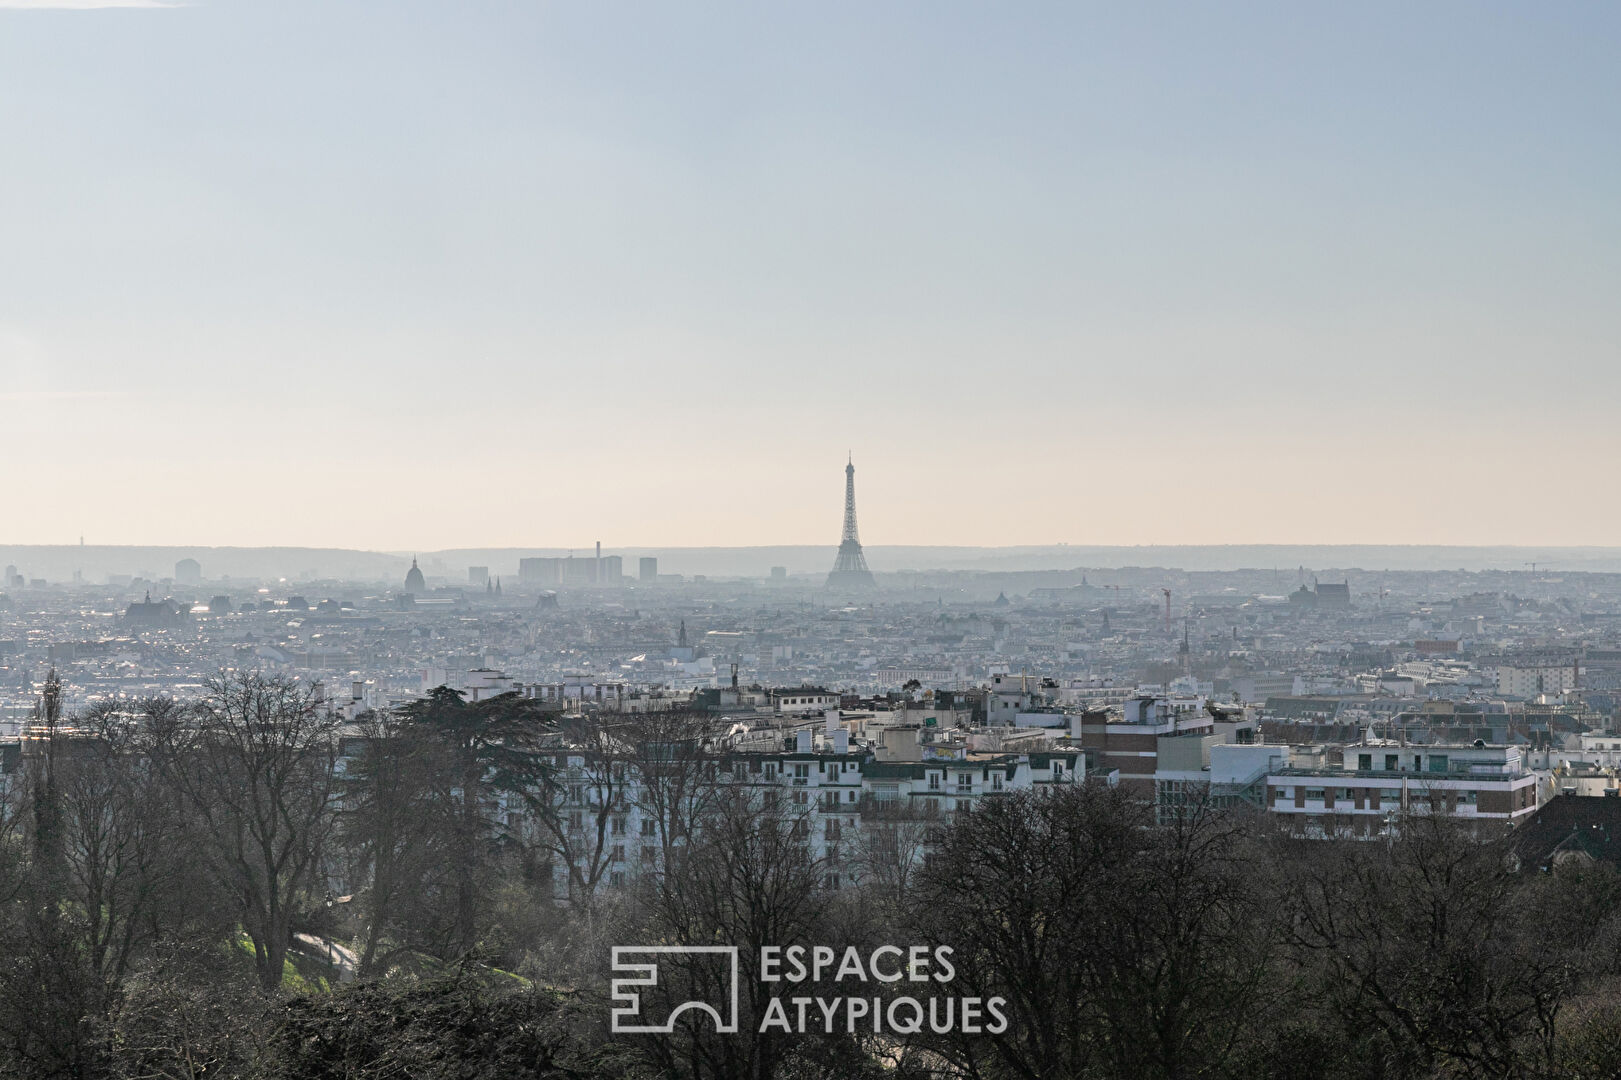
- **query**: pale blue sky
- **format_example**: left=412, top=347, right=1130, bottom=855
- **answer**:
left=2, top=2, right=1617, bottom=548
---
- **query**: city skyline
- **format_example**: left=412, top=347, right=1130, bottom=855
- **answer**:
left=6, top=4, right=1621, bottom=1073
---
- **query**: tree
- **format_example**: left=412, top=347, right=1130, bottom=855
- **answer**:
left=847, top=800, right=936, bottom=911
left=528, top=713, right=637, bottom=912
left=270, top=969, right=629, bottom=1080
left=1280, top=811, right=1571, bottom=1080
left=103, top=941, right=274, bottom=1080
left=153, top=672, right=342, bottom=990
left=395, top=686, right=556, bottom=951
left=337, top=711, right=461, bottom=975
left=911, top=784, right=1274, bottom=1080
left=56, top=699, right=227, bottom=1003
left=622, top=711, right=723, bottom=876
left=620, top=787, right=834, bottom=1080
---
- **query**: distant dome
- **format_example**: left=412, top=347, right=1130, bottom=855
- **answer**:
left=404, top=558, right=426, bottom=594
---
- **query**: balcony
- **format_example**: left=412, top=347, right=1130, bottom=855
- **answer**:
left=1277, top=765, right=1524, bottom=782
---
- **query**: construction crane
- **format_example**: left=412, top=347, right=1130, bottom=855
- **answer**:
left=1162, top=588, right=1172, bottom=634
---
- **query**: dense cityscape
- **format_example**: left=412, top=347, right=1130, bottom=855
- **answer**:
left=8, top=474, right=1621, bottom=1076
left=10, top=464, right=1621, bottom=842
left=8, top=0, right=1619, bottom=1076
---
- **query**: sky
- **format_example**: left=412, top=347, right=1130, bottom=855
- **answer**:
left=1, top=1, right=1618, bottom=550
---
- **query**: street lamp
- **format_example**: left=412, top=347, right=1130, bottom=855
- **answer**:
left=322, top=891, right=353, bottom=979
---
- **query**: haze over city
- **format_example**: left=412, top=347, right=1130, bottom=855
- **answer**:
left=10, top=4, right=1621, bottom=1078
left=4, top=1, right=1619, bottom=549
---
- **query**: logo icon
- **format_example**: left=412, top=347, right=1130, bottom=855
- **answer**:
left=611, top=946, right=740, bottom=1034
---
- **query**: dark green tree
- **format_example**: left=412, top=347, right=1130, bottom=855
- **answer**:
left=395, top=687, right=556, bottom=954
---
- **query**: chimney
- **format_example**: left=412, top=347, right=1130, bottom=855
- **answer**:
left=352, top=680, right=364, bottom=702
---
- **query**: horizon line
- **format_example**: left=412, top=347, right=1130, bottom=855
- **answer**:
left=4, top=541, right=1621, bottom=554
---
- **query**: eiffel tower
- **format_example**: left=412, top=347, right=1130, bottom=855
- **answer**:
left=826, top=456, right=877, bottom=589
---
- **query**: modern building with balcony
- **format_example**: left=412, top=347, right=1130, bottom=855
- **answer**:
left=1264, top=742, right=1538, bottom=835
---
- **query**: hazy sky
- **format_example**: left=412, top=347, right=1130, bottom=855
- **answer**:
left=2, top=2, right=1617, bottom=550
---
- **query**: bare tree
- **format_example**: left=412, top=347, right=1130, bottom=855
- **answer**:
left=53, top=699, right=226, bottom=1001
left=848, top=799, right=937, bottom=909
left=528, top=713, right=637, bottom=911
left=622, top=710, right=724, bottom=873
left=1280, top=811, right=1571, bottom=1080
left=912, top=784, right=1274, bottom=1080
left=153, top=672, right=342, bottom=989
left=621, top=786, right=832, bottom=1080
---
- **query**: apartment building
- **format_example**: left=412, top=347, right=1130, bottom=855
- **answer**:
left=1264, top=742, right=1538, bottom=835
left=535, top=738, right=1085, bottom=902
left=1497, top=657, right=1580, bottom=699
left=1079, top=694, right=1214, bottom=798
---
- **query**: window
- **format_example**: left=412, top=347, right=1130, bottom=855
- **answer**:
left=1305, top=788, right=1326, bottom=801
left=1342, top=788, right=1355, bottom=800
left=611, top=816, right=626, bottom=836
left=794, top=763, right=809, bottom=780
left=610, top=844, right=625, bottom=862
left=1385, top=755, right=1399, bottom=771
left=848, top=790, right=857, bottom=802
left=1429, top=755, right=1449, bottom=774
left=825, top=873, right=841, bottom=891
left=567, top=811, right=583, bottom=833
left=955, top=799, right=971, bottom=813
left=1460, top=790, right=1477, bottom=804
left=1053, top=762, right=1066, bottom=777
left=1380, top=789, right=1402, bottom=800
left=640, top=846, right=657, bottom=863
left=992, top=773, right=1005, bottom=791
left=1358, top=754, right=1372, bottom=771
left=826, top=820, right=841, bottom=841
left=957, top=773, right=973, bottom=792
left=641, top=818, right=657, bottom=836
left=764, top=764, right=778, bottom=781
left=928, top=773, right=940, bottom=791
left=609, top=871, right=625, bottom=888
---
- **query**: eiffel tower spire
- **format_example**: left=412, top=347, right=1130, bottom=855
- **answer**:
left=826, top=456, right=876, bottom=589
